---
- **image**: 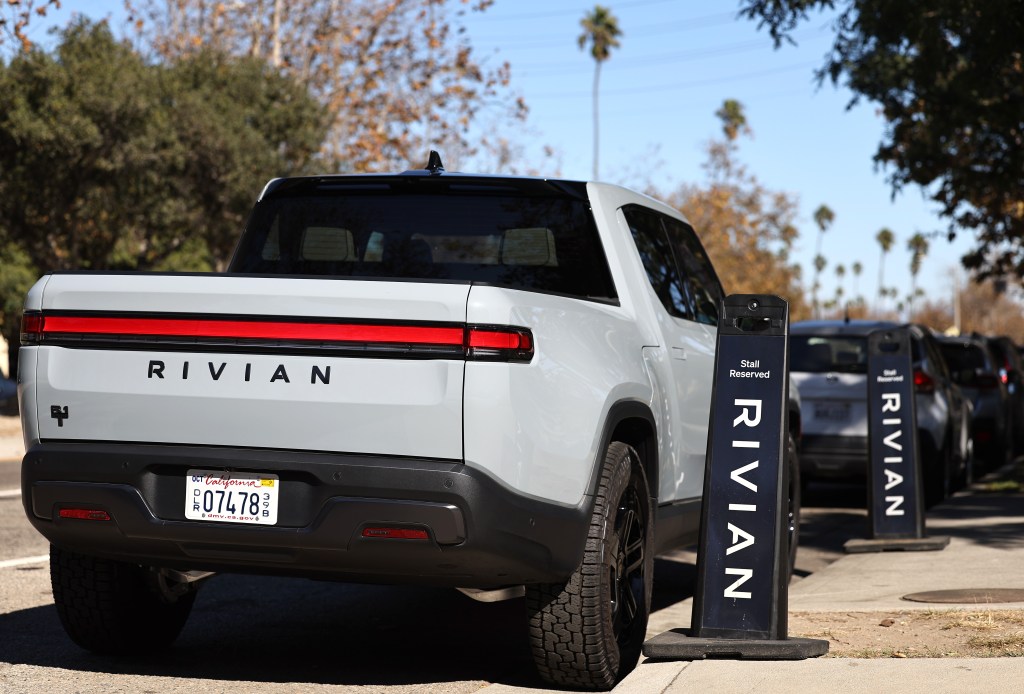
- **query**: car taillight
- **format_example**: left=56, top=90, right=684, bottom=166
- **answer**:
left=466, top=326, right=534, bottom=362
left=913, top=369, right=935, bottom=394
left=58, top=508, right=111, bottom=521
left=20, top=312, right=43, bottom=345
left=20, top=311, right=535, bottom=363
left=361, top=527, right=429, bottom=540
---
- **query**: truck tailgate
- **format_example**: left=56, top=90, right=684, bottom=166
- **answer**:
left=26, top=274, right=469, bottom=459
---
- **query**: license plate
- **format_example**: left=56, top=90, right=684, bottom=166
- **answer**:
left=813, top=402, right=850, bottom=421
left=185, top=469, right=279, bottom=525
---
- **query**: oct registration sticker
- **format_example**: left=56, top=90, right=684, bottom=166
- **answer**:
left=185, top=470, right=279, bottom=525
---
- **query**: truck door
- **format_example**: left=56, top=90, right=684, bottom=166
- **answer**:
left=624, top=205, right=724, bottom=502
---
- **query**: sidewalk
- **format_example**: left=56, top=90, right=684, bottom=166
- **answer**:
left=484, top=480, right=1024, bottom=694
left=621, top=483, right=1024, bottom=693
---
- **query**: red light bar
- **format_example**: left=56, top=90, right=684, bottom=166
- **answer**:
left=361, top=527, right=430, bottom=540
left=40, top=315, right=464, bottom=346
left=466, top=327, right=534, bottom=362
left=27, top=312, right=535, bottom=362
left=58, top=508, right=112, bottom=521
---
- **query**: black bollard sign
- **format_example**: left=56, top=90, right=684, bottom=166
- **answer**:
left=867, top=328, right=924, bottom=538
left=844, top=328, right=949, bottom=553
left=644, top=294, right=827, bottom=660
left=690, top=296, right=789, bottom=640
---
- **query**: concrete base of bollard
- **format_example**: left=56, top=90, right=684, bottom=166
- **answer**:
left=643, top=629, right=829, bottom=660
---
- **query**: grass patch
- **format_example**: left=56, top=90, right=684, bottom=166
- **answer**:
left=976, top=460, right=1024, bottom=493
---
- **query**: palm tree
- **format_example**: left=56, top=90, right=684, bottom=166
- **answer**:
left=875, top=228, right=895, bottom=310
left=715, top=99, right=749, bottom=142
left=578, top=6, right=622, bottom=181
left=907, top=232, right=929, bottom=319
left=835, top=263, right=846, bottom=310
left=811, top=205, right=834, bottom=318
left=851, top=261, right=863, bottom=304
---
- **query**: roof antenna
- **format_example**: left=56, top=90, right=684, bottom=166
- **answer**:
left=843, top=302, right=851, bottom=324
left=425, top=150, right=445, bottom=175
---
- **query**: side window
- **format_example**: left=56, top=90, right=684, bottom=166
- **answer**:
left=663, top=217, right=724, bottom=326
left=622, top=206, right=693, bottom=321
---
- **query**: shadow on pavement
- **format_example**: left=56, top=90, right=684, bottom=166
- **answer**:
left=0, top=574, right=545, bottom=688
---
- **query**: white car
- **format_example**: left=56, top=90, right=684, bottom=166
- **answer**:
left=18, top=157, right=799, bottom=690
left=790, top=320, right=972, bottom=506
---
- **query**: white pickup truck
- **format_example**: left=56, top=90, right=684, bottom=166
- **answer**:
left=18, top=157, right=799, bottom=690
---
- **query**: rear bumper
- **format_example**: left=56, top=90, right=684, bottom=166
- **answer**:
left=22, top=442, right=591, bottom=587
left=799, top=434, right=868, bottom=480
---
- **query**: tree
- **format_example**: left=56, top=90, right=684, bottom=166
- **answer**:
left=907, top=232, right=930, bottom=318
left=851, top=260, right=863, bottom=302
left=126, top=0, right=527, bottom=172
left=0, top=21, right=326, bottom=366
left=578, top=5, right=622, bottom=180
left=875, top=227, right=895, bottom=309
left=0, top=0, right=61, bottom=53
left=811, top=204, right=834, bottom=317
left=0, top=239, right=36, bottom=382
left=658, top=101, right=807, bottom=318
left=740, top=0, right=1024, bottom=284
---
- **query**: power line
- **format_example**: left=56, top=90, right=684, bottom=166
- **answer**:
left=469, top=12, right=739, bottom=47
left=510, top=28, right=827, bottom=76
left=528, top=61, right=820, bottom=99
left=467, top=0, right=686, bottom=22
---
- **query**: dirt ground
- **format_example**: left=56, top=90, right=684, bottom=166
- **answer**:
left=789, top=609, right=1024, bottom=658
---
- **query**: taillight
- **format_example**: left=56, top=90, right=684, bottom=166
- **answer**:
left=20, top=311, right=535, bottom=363
left=466, top=326, right=534, bottom=362
left=913, top=369, right=935, bottom=394
left=20, top=312, right=43, bottom=345
left=361, top=527, right=429, bottom=540
left=58, top=508, right=111, bottom=521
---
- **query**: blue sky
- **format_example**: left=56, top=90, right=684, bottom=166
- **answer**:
left=25, top=0, right=973, bottom=316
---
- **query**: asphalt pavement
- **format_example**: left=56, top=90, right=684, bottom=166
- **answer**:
left=3, top=416, right=1023, bottom=693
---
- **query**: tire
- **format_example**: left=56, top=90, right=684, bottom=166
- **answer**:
left=785, top=433, right=801, bottom=581
left=922, top=436, right=951, bottom=509
left=50, top=545, right=197, bottom=655
left=525, top=442, right=654, bottom=691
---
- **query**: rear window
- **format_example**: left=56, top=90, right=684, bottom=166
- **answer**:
left=229, top=180, right=617, bottom=302
left=790, top=336, right=869, bottom=373
left=938, top=342, right=989, bottom=372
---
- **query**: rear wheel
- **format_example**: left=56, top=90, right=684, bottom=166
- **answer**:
left=50, top=545, right=198, bottom=655
left=922, top=436, right=952, bottom=508
left=525, top=442, right=653, bottom=691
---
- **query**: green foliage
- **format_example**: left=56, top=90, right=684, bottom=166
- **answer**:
left=578, top=6, right=623, bottom=62
left=0, top=20, right=326, bottom=377
left=715, top=99, right=750, bottom=142
left=0, top=20, right=326, bottom=279
left=740, top=0, right=1024, bottom=283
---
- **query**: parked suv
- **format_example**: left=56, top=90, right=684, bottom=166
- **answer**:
left=19, top=157, right=801, bottom=690
left=937, top=334, right=1009, bottom=473
left=977, top=334, right=1024, bottom=456
left=789, top=320, right=972, bottom=505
